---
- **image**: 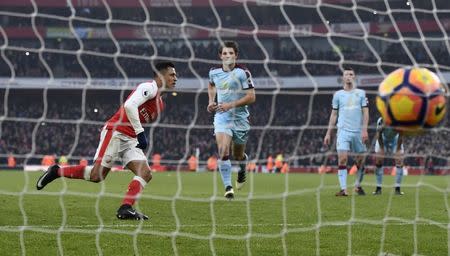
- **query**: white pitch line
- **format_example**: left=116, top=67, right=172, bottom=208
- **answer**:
left=0, top=221, right=445, bottom=230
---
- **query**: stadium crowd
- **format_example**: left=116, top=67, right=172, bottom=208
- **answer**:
left=2, top=39, right=449, bottom=79
left=0, top=89, right=448, bottom=169
left=1, top=0, right=449, bottom=170
left=1, top=0, right=450, bottom=78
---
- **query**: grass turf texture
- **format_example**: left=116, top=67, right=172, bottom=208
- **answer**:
left=0, top=171, right=448, bottom=255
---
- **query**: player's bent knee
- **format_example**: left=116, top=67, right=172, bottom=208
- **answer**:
left=89, top=175, right=103, bottom=183
left=140, top=168, right=152, bottom=183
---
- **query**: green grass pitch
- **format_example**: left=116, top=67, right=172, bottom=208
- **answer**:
left=0, top=171, right=448, bottom=255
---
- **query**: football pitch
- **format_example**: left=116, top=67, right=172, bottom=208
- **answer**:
left=0, top=171, right=448, bottom=256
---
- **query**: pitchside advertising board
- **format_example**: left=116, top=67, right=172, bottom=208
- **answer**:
left=0, top=73, right=449, bottom=90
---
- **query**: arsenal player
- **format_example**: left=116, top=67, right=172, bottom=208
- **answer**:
left=36, top=62, right=177, bottom=220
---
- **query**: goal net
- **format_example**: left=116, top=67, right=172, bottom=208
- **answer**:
left=0, top=0, right=449, bottom=255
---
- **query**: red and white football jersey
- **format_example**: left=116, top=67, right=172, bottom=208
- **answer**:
left=105, top=81, right=164, bottom=137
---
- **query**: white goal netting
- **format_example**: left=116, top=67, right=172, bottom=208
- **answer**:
left=0, top=0, right=449, bottom=255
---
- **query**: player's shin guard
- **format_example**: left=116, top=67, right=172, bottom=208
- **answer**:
left=58, top=165, right=85, bottom=179
left=122, top=176, right=147, bottom=206
left=236, top=153, right=248, bottom=190
left=355, top=166, right=365, bottom=187
left=238, top=153, right=248, bottom=173
left=375, top=164, right=383, bottom=187
left=218, top=157, right=232, bottom=189
left=337, top=166, right=347, bottom=190
left=395, top=166, right=403, bottom=187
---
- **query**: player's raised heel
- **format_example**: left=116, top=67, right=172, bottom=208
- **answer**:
left=36, top=165, right=61, bottom=190
left=116, top=204, right=149, bottom=220
left=355, top=186, right=366, bottom=196
left=224, top=186, right=234, bottom=200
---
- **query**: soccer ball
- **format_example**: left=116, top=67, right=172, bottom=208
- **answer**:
left=376, top=67, right=446, bottom=133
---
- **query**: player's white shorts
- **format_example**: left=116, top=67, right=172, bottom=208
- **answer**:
left=93, top=126, right=147, bottom=168
left=214, top=113, right=250, bottom=145
left=336, top=129, right=367, bottom=153
left=375, top=138, right=404, bottom=154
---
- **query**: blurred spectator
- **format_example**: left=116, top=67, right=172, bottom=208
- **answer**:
left=59, top=155, right=68, bottom=166
left=247, top=160, right=257, bottom=173
left=41, top=154, right=56, bottom=166
left=151, top=153, right=166, bottom=172
left=266, top=155, right=273, bottom=173
left=7, top=153, right=16, bottom=168
left=188, top=155, right=198, bottom=172
left=79, top=158, right=88, bottom=166
left=206, top=155, right=218, bottom=172
left=281, top=162, right=289, bottom=174
left=274, top=153, right=284, bottom=173
left=0, top=88, right=449, bottom=169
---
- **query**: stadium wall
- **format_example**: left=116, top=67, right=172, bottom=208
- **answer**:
left=1, top=72, right=450, bottom=89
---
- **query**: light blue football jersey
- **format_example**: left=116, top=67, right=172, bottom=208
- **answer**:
left=209, top=65, right=254, bottom=121
left=376, top=117, right=399, bottom=142
left=375, top=117, right=402, bottom=153
left=332, top=88, right=368, bottom=133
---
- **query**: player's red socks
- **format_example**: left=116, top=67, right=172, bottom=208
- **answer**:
left=122, top=176, right=147, bottom=206
left=58, top=165, right=85, bottom=179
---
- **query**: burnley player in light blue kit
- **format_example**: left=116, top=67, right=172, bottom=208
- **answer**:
left=207, top=41, right=255, bottom=199
left=324, top=67, right=369, bottom=196
left=373, top=117, right=405, bottom=195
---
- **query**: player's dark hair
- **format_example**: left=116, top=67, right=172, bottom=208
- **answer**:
left=219, top=41, right=239, bottom=55
left=343, top=66, right=354, bottom=72
left=153, top=61, right=175, bottom=76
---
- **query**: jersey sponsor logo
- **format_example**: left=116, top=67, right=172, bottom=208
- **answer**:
left=140, top=108, right=151, bottom=122
left=220, top=82, right=229, bottom=89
